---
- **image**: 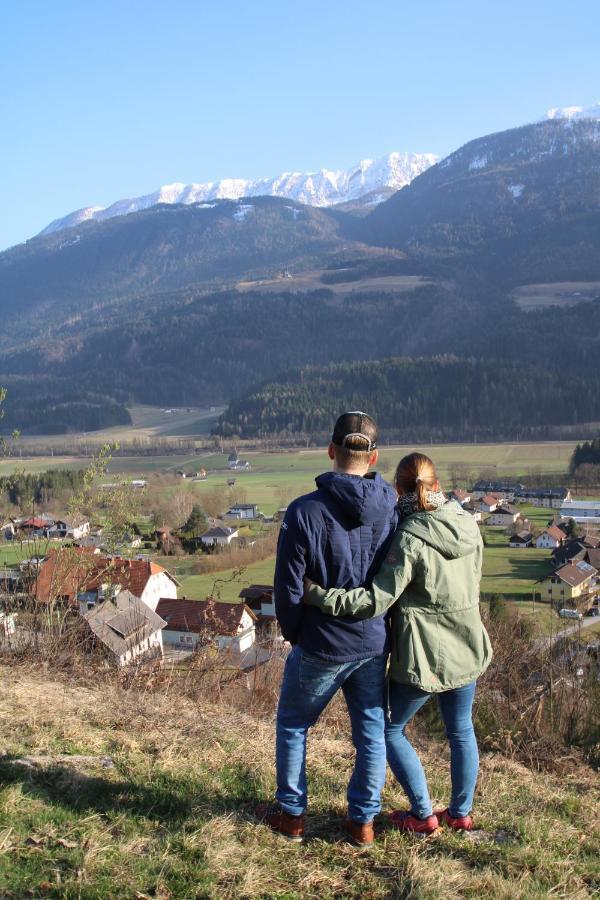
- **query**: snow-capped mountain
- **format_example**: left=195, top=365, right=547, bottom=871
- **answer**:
left=545, top=102, right=600, bottom=121
left=39, top=151, right=437, bottom=236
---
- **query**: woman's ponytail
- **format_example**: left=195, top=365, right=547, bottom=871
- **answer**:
left=396, top=453, right=438, bottom=511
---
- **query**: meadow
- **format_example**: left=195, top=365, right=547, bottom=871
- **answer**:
left=1, top=439, right=584, bottom=631
left=1, top=661, right=597, bottom=899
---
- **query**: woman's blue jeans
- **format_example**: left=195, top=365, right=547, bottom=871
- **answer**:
left=386, top=680, right=479, bottom=818
left=276, top=646, right=387, bottom=823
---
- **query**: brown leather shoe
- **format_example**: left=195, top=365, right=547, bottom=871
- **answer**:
left=255, top=801, right=305, bottom=842
left=343, top=817, right=375, bottom=848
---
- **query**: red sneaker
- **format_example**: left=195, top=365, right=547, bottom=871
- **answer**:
left=255, top=801, right=305, bottom=842
left=389, top=810, right=439, bottom=834
left=436, top=808, right=474, bottom=831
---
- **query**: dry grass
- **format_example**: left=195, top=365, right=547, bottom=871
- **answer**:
left=0, top=660, right=598, bottom=898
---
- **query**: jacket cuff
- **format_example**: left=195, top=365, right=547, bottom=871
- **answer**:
left=304, top=581, right=327, bottom=607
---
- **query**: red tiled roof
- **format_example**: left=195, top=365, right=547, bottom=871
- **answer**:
left=545, top=526, right=565, bottom=542
left=585, top=549, right=600, bottom=570
left=156, top=597, right=257, bottom=636
left=34, top=549, right=170, bottom=605
left=21, top=517, right=48, bottom=529
left=480, top=494, right=498, bottom=505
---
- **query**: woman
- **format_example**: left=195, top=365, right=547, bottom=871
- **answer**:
left=304, top=452, right=492, bottom=834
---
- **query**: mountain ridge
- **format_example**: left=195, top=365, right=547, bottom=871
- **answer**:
left=39, top=150, right=438, bottom=237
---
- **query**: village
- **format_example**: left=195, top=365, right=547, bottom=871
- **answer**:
left=1, top=453, right=599, bottom=678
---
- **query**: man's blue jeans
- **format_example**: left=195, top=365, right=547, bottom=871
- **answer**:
left=385, top=680, right=479, bottom=818
left=276, top=646, right=387, bottom=823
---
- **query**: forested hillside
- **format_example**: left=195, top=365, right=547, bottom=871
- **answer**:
left=361, top=118, right=600, bottom=273
left=3, top=279, right=600, bottom=433
left=0, top=378, right=130, bottom=435
left=0, top=197, right=363, bottom=327
left=2, top=118, right=600, bottom=434
left=215, top=356, right=600, bottom=441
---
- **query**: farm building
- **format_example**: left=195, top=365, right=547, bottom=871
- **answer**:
left=515, top=488, right=571, bottom=509
left=536, top=526, right=567, bottom=549
left=83, top=590, right=166, bottom=667
left=540, top=560, right=598, bottom=604
left=226, top=503, right=260, bottom=520
left=156, top=597, right=258, bottom=652
left=487, top=505, right=521, bottom=526
left=509, top=531, right=533, bottom=548
left=48, top=517, right=90, bottom=540
left=201, top=526, right=239, bottom=547
left=560, top=499, right=600, bottom=524
left=34, top=549, right=178, bottom=613
left=474, top=494, right=501, bottom=513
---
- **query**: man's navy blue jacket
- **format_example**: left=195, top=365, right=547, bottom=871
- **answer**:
left=274, top=470, right=398, bottom=662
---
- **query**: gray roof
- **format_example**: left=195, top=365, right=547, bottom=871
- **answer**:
left=83, top=590, right=166, bottom=659
left=202, top=526, right=237, bottom=539
left=492, top=504, right=520, bottom=516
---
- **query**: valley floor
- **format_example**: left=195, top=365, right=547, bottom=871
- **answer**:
left=0, top=662, right=597, bottom=899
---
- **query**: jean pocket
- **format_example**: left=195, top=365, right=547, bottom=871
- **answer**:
left=299, top=652, right=343, bottom=696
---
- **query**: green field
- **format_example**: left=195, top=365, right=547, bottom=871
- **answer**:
left=135, top=441, right=576, bottom=517
left=1, top=443, right=583, bottom=622
left=0, top=439, right=577, bottom=488
left=480, top=504, right=555, bottom=599
left=179, top=557, right=277, bottom=602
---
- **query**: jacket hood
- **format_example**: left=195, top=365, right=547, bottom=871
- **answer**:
left=399, top=500, right=481, bottom=559
left=315, top=471, right=397, bottom=526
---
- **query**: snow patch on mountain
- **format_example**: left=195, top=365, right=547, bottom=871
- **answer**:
left=545, top=103, right=600, bottom=121
left=233, top=203, right=253, bottom=222
left=39, top=150, right=438, bottom=236
left=469, top=155, right=488, bottom=171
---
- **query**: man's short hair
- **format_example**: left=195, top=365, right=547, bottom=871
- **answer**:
left=331, top=411, right=378, bottom=464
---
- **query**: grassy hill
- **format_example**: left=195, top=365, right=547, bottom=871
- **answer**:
left=0, top=661, right=597, bottom=898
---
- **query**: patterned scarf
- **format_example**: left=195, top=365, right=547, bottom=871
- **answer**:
left=397, top=490, right=447, bottom=519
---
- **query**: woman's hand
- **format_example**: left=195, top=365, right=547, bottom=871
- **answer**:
left=303, top=576, right=316, bottom=601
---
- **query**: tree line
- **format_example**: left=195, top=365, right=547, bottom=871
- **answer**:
left=0, top=469, right=86, bottom=508
left=215, top=356, right=600, bottom=441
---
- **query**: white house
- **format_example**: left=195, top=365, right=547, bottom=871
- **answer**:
left=472, top=481, right=521, bottom=501
left=509, top=531, right=533, bottom=548
left=238, top=584, right=280, bottom=641
left=201, top=526, right=239, bottom=547
left=156, top=597, right=258, bottom=652
left=474, top=494, right=501, bottom=514
left=35, top=550, right=178, bottom=614
left=449, top=489, right=471, bottom=505
left=226, top=503, right=259, bottom=520
left=228, top=453, right=251, bottom=471
left=48, top=518, right=91, bottom=540
left=560, top=500, right=600, bottom=525
left=83, top=590, right=166, bottom=667
left=239, top=584, right=276, bottom=617
left=515, top=488, right=571, bottom=509
left=536, top=526, right=566, bottom=549
left=488, top=505, right=521, bottom=526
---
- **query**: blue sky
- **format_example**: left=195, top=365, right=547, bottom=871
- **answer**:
left=1, top=0, right=598, bottom=250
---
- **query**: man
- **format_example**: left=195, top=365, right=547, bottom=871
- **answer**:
left=257, top=411, right=398, bottom=846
